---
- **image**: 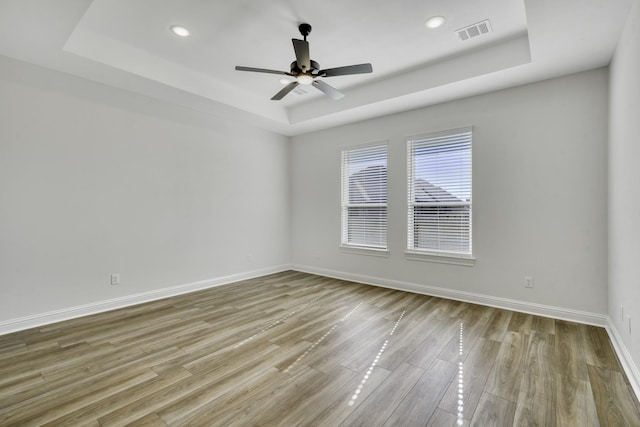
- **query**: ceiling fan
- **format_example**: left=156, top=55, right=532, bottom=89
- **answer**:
left=235, top=23, right=373, bottom=101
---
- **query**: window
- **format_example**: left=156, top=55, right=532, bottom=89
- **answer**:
left=341, top=144, right=387, bottom=250
left=408, top=128, right=472, bottom=257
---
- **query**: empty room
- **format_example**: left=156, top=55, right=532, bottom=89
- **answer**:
left=1, top=0, right=640, bottom=425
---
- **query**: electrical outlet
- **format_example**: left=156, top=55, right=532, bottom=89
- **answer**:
left=110, top=273, right=120, bottom=285
left=524, top=276, right=533, bottom=288
left=246, top=253, right=253, bottom=262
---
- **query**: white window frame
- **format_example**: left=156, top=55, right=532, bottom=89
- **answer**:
left=406, top=127, right=474, bottom=265
left=341, top=143, right=388, bottom=253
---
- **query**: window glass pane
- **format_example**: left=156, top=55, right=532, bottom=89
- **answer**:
left=413, top=206, right=470, bottom=253
left=341, top=144, right=388, bottom=249
left=349, top=164, right=387, bottom=204
left=348, top=207, right=387, bottom=247
left=408, top=129, right=472, bottom=255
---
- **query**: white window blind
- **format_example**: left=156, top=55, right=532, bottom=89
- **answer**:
left=408, top=128, right=472, bottom=256
left=341, top=144, right=387, bottom=249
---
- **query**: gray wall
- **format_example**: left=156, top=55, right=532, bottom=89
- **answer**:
left=0, top=48, right=617, bottom=332
left=291, top=68, right=609, bottom=315
left=609, top=0, right=640, bottom=381
left=0, top=56, right=291, bottom=322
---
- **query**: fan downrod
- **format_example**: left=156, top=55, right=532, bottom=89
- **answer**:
left=298, top=23, right=312, bottom=40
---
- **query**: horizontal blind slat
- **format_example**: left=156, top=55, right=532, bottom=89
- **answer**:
left=342, top=144, right=388, bottom=249
left=408, top=129, right=472, bottom=255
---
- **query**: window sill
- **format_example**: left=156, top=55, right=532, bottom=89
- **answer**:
left=340, top=245, right=390, bottom=257
left=405, top=250, right=475, bottom=266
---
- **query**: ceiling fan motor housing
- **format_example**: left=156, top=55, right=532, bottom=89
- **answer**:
left=291, top=60, right=319, bottom=75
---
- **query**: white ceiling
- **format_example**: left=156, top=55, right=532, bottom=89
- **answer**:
left=0, top=0, right=631, bottom=135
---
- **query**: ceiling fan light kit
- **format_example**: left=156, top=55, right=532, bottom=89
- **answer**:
left=296, top=74, right=314, bottom=85
left=235, top=23, right=373, bottom=101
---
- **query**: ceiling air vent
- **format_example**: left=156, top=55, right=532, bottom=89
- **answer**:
left=456, top=19, right=492, bottom=41
left=293, top=87, right=308, bottom=96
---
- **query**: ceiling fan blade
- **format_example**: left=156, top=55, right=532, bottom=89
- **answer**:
left=319, top=63, right=373, bottom=77
left=312, top=80, right=344, bottom=100
left=292, top=39, right=311, bottom=71
left=235, top=66, right=291, bottom=75
left=271, top=81, right=299, bottom=100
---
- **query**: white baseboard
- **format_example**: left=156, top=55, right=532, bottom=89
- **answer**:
left=606, top=318, right=640, bottom=400
left=0, top=264, right=291, bottom=336
left=291, top=264, right=608, bottom=327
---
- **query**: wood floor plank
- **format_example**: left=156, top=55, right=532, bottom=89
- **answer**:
left=1, top=345, right=183, bottom=414
left=384, top=359, right=457, bottom=426
left=265, top=304, right=351, bottom=346
left=484, top=331, right=529, bottom=402
left=310, top=366, right=392, bottom=427
left=40, top=343, right=144, bottom=381
left=531, top=314, right=556, bottom=335
left=403, top=315, right=460, bottom=369
left=96, top=341, right=281, bottom=426
left=438, top=337, right=501, bottom=420
left=0, top=372, right=44, bottom=396
left=520, top=331, right=556, bottom=399
left=282, top=367, right=360, bottom=424
left=555, top=374, right=600, bottom=427
left=513, top=390, right=556, bottom=426
left=470, top=392, right=516, bottom=427
left=427, top=408, right=469, bottom=426
left=587, top=364, right=640, bottom=426
left=156, top=341, right=316, bottom=425
left=555, top=320, right=590, bottom=381
left=1, top=368, right=158, bottom=426
left=40, top=366, right=191, bottom=426
left=338, top=319, right=398, bottom=373
left=296, top=317, right=381, bottom=374
left=0, top=271, right=638, bottom=425
left=377, top=312, right=447, bottom=372
left=507, top=311, right=533, bottom=334
left=125, top=412, right=166, bottom=426
left=481, top=308, right=513, bottom=342
left=581, top=324, right=622, bottom=372
left=175, top=367, right=283, bottom=426
left=435, top=311, right=490, bottom=363
left=243, top=366, right=357, bottom=427
left=223, top=367, right=323, bottom=427
left=339, top=362, right=426, bottom=427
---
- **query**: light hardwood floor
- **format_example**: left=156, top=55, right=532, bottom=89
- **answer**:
left=1, top=271, right=639, bottom=426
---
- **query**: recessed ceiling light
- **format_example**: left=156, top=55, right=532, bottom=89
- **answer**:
left=425, top=16, right=446, bottom=29
left=170, top=25, right=190, bottom=37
